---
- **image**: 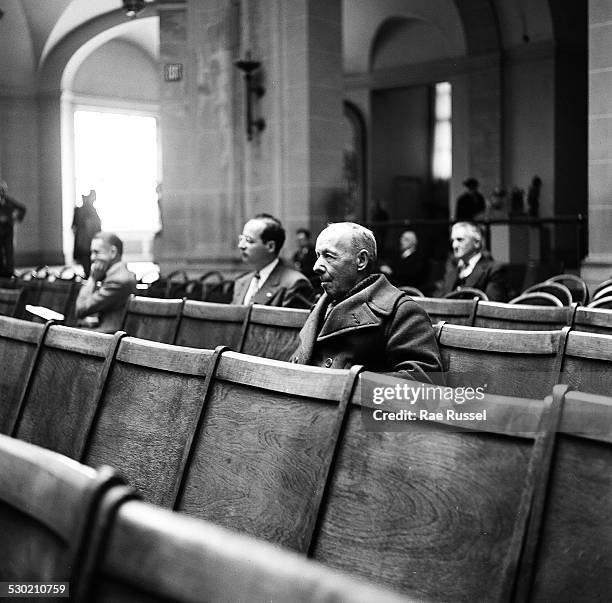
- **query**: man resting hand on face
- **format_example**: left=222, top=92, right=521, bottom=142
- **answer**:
left=75, top=232, right=137, bottom=333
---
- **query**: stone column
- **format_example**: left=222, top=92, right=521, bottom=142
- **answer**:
left=157, top=0, right=344, bottom=273
left=581, top=0, right=612, bottom=287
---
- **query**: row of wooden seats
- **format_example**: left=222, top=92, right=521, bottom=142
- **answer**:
left=418, top=296, right=612, bottom=334
left=0, top=278, right=81, bottom=323
left=0, top=435, right=408, bottom=603
left=1, top=315, right=610, bottom=600
left=122, top=295, right=309, bottom=361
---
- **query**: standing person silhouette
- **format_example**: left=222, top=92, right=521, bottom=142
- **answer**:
left=72, top=190, right=101, bottom=278
left=0, top=180, right=27, bottom=277
left=455, top=178, right=485, bottom=222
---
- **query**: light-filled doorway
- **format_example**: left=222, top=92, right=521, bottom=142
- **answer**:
left=72, top=108, right=160, bottom=269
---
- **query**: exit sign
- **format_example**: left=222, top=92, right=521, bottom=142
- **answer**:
left=164, top=63, right=183, bottom=81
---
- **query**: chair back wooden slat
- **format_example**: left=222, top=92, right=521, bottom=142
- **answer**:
left=475, top=300, right=575, bottom=330
left=560, top=330, right=612, bottom=395
left=174, top=300, right=250, bottom=350
left=121, top=295, right=184, bottom=343
left=524, top=389, right=612, bottom=601
left=310, top=373, right=552, bottom=601
left=437, top=324, right=568, bottom=398
left=572, top=306, right=612, bottom=335
left=240, top=304, right=309, bottom=360
left=0, top=434, right=121, bottom=585
left=0, top=317, right=47, bottom=434
left=414, top=297, right=478, bottom=326
left=80, top=499, right=413, bottom=603
left=12, top=325, right=123, bottom=459
left=174, top=351, right=361, bottom=552
left=82, top=338, right=217, bottom=508
left=0, top=287, right=23, bottom=317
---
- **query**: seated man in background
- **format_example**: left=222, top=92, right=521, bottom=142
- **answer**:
left=291, top=222, right=443, bottom=382
left=232, top=213, right=313, bottom=308
left=435, top=221, right=507, bottom=301
left=380, top=229, right=428, bottom=291
left=292, top=227, right=319, bottom=289
left=75, top=232, right=137, bottom=333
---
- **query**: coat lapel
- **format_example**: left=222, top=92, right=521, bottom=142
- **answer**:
left=464, top=258, right=486, bottom=289
left=252, top=262, right=282, bottom=305
left=233, top=274, right=251, bottom=305
left=295, top=294, right=329, bottom=363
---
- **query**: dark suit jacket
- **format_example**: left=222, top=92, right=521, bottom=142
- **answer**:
left=75, top=261, right=137, bottom=333
left=436, top=255, right=508, bottom=302
left=231, top=260, right=313, bottom=309
left=389, top=250, right=428, bottom=288
left=291, top=274, right=443, bottom=383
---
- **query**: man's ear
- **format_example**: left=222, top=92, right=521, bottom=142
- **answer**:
left=109, top=245, right=119, bottom=260
left=356, top=249, right=369, bottom=271
left=266, top=240, right=276, bottom=254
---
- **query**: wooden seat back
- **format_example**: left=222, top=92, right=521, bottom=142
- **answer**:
left=310, top=372, right=556, bottom=600
left=121, top=295, right=184, bottom=344
left=0, top=317, right=47, bottom=434
left=0, top=434, right=121, bottom=586
left=518, top=389, right=612, bottom=601
left=79, top=499, right=412, bottom=603
left=174, top=300, right=250, bottom=350
left=437, top=324, right=568, bottom=397
left=82, top=339, right=217, bottom=507
left=0, top=287, right=23, bottom=317
left=31, top=279, right=79, bottom=324
left=413, top=297, right=478, bottom=326
left=174, top=351, right=361, bottom=552
left=559, top=330, right=612, bottom=395
left=12, top=325, right=123, bottom=459
left=475, top=300, right=576, bottom=330
left=240, top=304, right=309, bottom=360
left=572, top=305, right=612, bottom=335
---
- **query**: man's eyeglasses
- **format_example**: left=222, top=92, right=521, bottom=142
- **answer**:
left=238, top=234, right=257, bottom=244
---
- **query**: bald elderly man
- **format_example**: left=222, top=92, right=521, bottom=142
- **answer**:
left=291, top=222, right=443, bottom=382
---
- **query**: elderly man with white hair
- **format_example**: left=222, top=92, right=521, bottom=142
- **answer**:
left=291, top=222, right=443, bottom=382
left=436, top=221, right=507, bottom=301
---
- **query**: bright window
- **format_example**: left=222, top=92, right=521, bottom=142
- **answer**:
left=73, top=110, right=159, bottom=233
left=432, top=82, right=452, bottom=180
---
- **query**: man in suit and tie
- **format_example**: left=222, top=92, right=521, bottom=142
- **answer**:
left=436, top=222, right=508, bottom=301
left=232, top=213, right=313, bottom=308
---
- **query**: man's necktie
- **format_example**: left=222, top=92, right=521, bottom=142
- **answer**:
left=243, top=272, right=261, bottom=305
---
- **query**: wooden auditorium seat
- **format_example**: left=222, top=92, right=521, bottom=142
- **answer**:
left=474, top=300, right=576, bottom=330
left=0, top=317, right=47, bottom=434
left=174, top=351, right=362, bottom=552
left=0, top=287, right=23, bottom=317
left=414, top=297, right=478, bottom=326
left=436, top=323, right=569, bottom=398
left=517, top=388, right=612, bottom=601
left=559, top=330, right=612, bottom=395
left=240, top=304, right=309, bottom=361
left=522, top=281, right=573, bottom=307
left=77, top=498, right=413, bottom=603
left=508, top=291, right=564, bottom=307
left=121, top=295, right=184, bottom=344
left=82, top=339, right=218, bottom=507
left=443, top=287, right=488, bottom=301
left=572, top=305, right=612, bottom=335
left=0, top=434, right=123, bottom=588
left=586, top=295, right=612, bottom=310
left=545, top=273, right=589, bottom=305
left=12, top=325, right=124, bottom=459
left=31, top=278, right=80, bottom=325
left=174, top=300, right=250, bottom=350
left=309, top=372, right=558, bottom=601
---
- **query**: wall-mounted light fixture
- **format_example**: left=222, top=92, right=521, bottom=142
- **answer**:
left=123, top=0, right=146, bottom=18
left=234, top=51, right=266, bottom=142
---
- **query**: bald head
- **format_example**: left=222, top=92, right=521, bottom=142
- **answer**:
left=313, top=222, right=377, bottom=300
